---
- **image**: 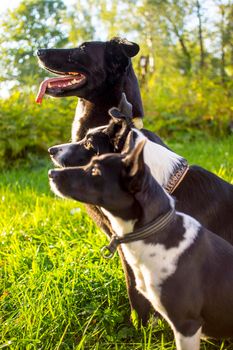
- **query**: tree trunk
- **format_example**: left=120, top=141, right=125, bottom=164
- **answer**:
left=219, top=4, right=227, bottom=84
left=196, top=0, right=205, bottom=70
left=170, top=19, right=192, bottom=73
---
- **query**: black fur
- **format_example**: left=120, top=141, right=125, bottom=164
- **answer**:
left=48, top=116, right=166, bottom=168
left=49, top=114, right=233, bottom=325
left=37, top=38, right=143, bottom=140
left=49, top=115, right=233, bottom=245
left=38, top=38, right=153, bottom=324
left=49, top=143, right=233, bottom=342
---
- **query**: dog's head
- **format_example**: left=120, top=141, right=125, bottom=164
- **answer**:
left=48, top=94, right=136, bottom=167
left=49, top=141, right=147, bottom=220
left=36, top=37, right=140, bottom=103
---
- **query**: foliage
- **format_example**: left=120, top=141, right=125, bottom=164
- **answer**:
left=0, top=0, right=68, bottom=86
left=0, top=139, right=232, bottom=349
left=0, top=0, right=232, bottom=164
left=0, top=76, right=232, bottom=167
left=141, top=69, right=233, bottom=139
left=0, top=92, right=76, bottom=168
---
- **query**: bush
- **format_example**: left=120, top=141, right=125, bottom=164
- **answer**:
left=0, top=73, right=232, bottom=168
left=0, top=92, right=76, bottom=167
left=141, top=71, right=233, bottom=139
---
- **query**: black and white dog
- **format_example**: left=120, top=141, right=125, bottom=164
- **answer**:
left=48, top=141, right=233, bottom=349
left=49, top=106, right=233, bottom=245
left=49, top=103, right=233, bottom=324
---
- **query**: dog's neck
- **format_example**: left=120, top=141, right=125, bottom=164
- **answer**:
left=72, top=65, right=144, bottom=141
left=102, top=171, right=173, bottom=238
left=133, top=129, right=185, bottom=189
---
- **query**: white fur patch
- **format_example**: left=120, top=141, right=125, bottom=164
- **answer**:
left=133, top=129, right=183, bottom=187
left=103, top=207, right=200, bottom=336
left=72, top=100, right=85, bottom=142
left=72, top=100, right=108, bottom=141
left=50, top=143, right=73, bottom=167
left=49, top=178, right=66, bottom=199
left=174, top=327, right=202, bottom=350
left=101, top=208, right=136, bottom=237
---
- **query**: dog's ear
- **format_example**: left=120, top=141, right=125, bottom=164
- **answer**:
left=108, top=93, right=133, bottom=126
left=121, top=130, right=135, bottom=155
left=106, top=38, right=139, bottom=83
left=110, top=37, right=140, bottom=57
left=118, top=39, right=140, bottom=58
left=105, top=115, right=126, bottom=144
left=122, top=140, right=146, bottom=192
left=106, top=114, right=131, bottom=152
left=118, top=93, right=133, bottom=119
left=108, top=107, right=125, bottom=121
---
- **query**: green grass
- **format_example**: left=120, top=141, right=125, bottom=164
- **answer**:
left=0, top=136, right=232, bottom=350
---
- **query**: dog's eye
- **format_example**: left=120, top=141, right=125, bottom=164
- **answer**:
left=79, top=44, right=86, bottom=52
left=91, top=165, right=102, bottom=177
left=85, top=140, right=94, bottom=150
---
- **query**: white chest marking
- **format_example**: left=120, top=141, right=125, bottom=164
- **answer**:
left=72, top=100, right=85, bottom=142
left=174, top=327, right=202, bottom=350
left=102, top=208, right=200, bottom=325
left=101, top=208, right=136, bottom=237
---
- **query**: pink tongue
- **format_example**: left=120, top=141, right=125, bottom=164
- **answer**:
left=35, top=76, right=77, bottom=104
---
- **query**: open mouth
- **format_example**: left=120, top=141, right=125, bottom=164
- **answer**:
left=36, top=67, right=87, bottom=104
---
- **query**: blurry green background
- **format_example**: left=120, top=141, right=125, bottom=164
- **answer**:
left=0, top=0, right=232, bottom=168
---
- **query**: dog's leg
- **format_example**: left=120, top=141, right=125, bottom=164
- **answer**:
left=117, top=247, right=152, bottom=326
left=174, top=325, right=202, bottom=350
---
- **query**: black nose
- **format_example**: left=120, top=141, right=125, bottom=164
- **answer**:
left=48, top=169, right=59, bottom=179
left=48, top=146, right=59, bottom=156
left=37, top=49, right=46, bottom=58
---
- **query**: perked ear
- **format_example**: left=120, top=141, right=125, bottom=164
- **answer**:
left=108, top=107, right=125, bottom=121
left=118, top=93, right=133, bottom=119
left=123, top=139, right=146, bottom=178
left=111, top=37, right=140, bottom=58
left=121, top=130, right=135, bottom=155
left=108, top=93, right=133, bottom=126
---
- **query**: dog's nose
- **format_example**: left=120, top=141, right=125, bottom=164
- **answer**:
left=48, top=146, right=59, bottom=156
left=37, top=49, right=46, bottom=58
left=48, top=169, right=58, bottom=179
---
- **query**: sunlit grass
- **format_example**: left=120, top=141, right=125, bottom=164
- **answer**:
left=0, top=136, right=232, bottom=349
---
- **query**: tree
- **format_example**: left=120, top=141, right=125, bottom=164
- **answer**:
left=0, top=0, right=68, bottom=89
left=196, top=0, right=206, bottom=70
left=65, top=0, right=95, bottom=45
left=214, top=0, right=233, bottom=84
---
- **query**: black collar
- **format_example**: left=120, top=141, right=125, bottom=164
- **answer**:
left=101, top=207, right=176, bottom=258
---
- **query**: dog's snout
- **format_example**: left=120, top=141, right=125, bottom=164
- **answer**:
left=48, top=169, right=59, bottom=179
left=37, top=49, right=46, bottom=58
left=48, top=146, right=59, bottom=156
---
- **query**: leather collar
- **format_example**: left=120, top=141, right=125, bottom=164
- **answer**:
left=101, top=207, right=176, bottom=258
left=165, top=160, right=189, bottom=194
